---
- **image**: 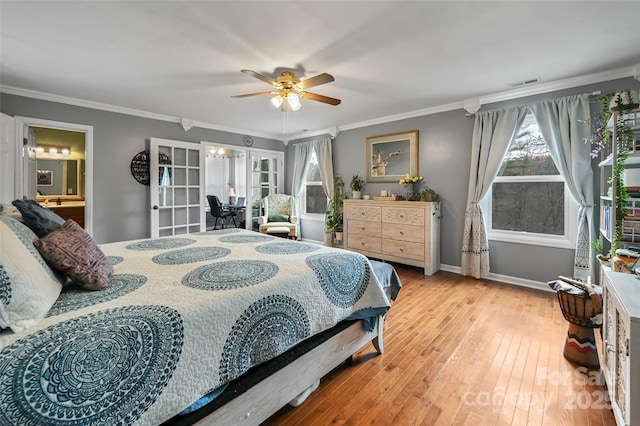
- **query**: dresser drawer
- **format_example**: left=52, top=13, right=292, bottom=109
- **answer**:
left=382, top=222, right=424, bottom=243
left=347, top=234, right=382, bottom=253
left=348, top=219, right=382, bottom=236
left=345, top=205, right=381, bottom=222
left=382, top=239, right=425, bottom=261
left=382, top=206, right=425, bottom=226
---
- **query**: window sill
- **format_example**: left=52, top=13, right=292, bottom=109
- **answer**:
left=300, top=214, right=325, bottom=222
left=488, top=231, right=575, bottom=249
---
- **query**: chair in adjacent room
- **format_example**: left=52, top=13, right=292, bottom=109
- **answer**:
left=207, top=195, right=237, bottom=229
left=258, top=194, right=298, bottom=238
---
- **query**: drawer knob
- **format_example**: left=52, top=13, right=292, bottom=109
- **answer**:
left=400, top=214, right=404, bottom=218
left=361, top=242, right=365, bottom=246
left=361, top=212, right=365, bottom=215
left=400, top=231, right=404, bottom=235
left=400, top=248, right=404, bottom=252
left=361, top=227, right=365, bottom=231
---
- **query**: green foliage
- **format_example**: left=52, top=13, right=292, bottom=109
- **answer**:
left=326, top=175, right=345, bottom=231
left=350, top=174, right=364, bottom=191
left=589, top=92, right=636, bottom=256
left=591, top=239, right=609, bottom=260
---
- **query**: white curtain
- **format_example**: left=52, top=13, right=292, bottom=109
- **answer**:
left=312, top=138, right=334, bottom=200
left=290, top=137, right=333, bottom=237
left=291, top=142, right=311, bottom=217
left=461, top=106, right=528, bottom=278
left=530, top=94, right=593, bottom=277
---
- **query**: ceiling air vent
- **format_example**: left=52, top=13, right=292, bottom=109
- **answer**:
left=509, top=77, right=541, bottom=88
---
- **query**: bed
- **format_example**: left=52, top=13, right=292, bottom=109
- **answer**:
left=0, top=208, right=399, bottom=426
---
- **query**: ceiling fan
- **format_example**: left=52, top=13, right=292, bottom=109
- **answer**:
left=232, top=69, right=341, bottom=110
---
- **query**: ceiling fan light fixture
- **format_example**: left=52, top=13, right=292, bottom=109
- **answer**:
left=271, top=95, right=284, bottom=109
left=287, top=93, right=301, bottom=111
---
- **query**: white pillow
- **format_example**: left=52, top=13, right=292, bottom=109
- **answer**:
left=0, top=216, right=64, bottom=332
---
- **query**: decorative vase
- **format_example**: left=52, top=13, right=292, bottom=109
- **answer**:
left=405, top=184, right=417, bottom=201
left=352, top=191, right=361, bottom=199
left=324, top=231, right=334, bottom=247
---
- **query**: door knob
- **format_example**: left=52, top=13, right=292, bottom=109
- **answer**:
left=152, top=205, right=159, bottom=210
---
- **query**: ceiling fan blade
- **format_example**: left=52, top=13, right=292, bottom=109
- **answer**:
left=241, top=69, right=277, bottom=86
left=302, top=92, right=341, bottom=106
left=297, top=73, right=334, bottom=90
left=231, top=91, right=276, bottom=98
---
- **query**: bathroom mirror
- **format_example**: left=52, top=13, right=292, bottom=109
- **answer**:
left=36, top=158, right=85, bottom=198
left=32, top=127, right=86, bottom=201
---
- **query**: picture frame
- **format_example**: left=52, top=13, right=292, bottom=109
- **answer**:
left=366, top=130, right=418, bottom=183
left=37, top=170, right=53, bottom=186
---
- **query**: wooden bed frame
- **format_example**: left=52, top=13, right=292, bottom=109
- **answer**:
left=192, top=314, right=385, bottom=425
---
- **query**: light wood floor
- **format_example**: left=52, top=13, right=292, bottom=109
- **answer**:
left=263, top=266, right=615, bottom=426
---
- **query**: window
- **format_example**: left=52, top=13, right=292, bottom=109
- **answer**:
left=483, top=112, right=577, bottom=248
left=301, top=151, right=328, bottom=217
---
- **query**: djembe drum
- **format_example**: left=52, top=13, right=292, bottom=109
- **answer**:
left=548, top=276, right=603, bottom=369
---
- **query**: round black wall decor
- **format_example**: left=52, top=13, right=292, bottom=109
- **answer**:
left=130, top=150, right=171, bottom=186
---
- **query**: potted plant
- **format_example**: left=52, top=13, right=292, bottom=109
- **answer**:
left=350, top=174, right=364, bottom=199
left=325, top=176, right=345, bottom=246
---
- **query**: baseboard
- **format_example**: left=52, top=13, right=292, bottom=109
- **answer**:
left=440, top=264, right=553, bottom=293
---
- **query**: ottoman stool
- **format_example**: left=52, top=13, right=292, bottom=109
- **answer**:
left=266, top=226, right=292, bottom=239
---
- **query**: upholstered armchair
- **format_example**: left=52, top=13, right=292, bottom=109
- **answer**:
left=258, top=194, right=298, bottom=238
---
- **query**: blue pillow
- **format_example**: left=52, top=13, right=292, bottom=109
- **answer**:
left=12, top=199, right=65, bottom=238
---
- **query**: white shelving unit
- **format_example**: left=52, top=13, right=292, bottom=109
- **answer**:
left=598, top=109, right=640, bottom=250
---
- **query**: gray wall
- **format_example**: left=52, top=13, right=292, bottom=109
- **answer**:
left=1, top=93, right=283, bottom=244
left=292, top=77, right=640, bottom=283
left=3, top=76, right=639, bottom=283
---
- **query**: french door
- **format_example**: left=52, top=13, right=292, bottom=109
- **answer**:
left=150, top=138, right=205, bottom=237
left=248, top=151, right=284, bottom=231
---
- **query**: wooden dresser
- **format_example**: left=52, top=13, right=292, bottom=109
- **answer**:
left=343, top=199, right=440, bottom=275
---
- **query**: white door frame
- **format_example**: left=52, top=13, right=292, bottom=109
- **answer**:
left=200, top=141, right=284, bottom=230
left=150, top=137, right=205, bottom=238
left=14, top=116, right=94, bottom=236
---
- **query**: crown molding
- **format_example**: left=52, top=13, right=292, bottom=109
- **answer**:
left=338, top=101, right=464, bottom=132
left=2, top=64, right=637, bottom=142
left=0, top=85, right=280, bottom=141
left=477, top=65, right=638, bottom=106
left=336, top=64, right=638, bottom=132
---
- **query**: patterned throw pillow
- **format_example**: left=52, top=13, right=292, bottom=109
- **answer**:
left=35, top=219, right=113, bottom=290
left=0, top=216, right=64, bottom=332
left=12, top=199, right=65, bottom=237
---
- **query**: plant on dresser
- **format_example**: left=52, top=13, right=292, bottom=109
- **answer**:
left=343, top=199, right=440, bottom=275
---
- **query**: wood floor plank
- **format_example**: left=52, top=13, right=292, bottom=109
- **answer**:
left=263, top=267, right=615, bottom=426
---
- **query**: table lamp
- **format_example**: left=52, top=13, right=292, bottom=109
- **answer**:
left=226, top=185, right=237, bottom=205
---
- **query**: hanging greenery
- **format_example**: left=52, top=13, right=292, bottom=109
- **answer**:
left=588, top=91, right=637, bottom=258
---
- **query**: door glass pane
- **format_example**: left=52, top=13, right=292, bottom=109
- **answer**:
left=174, top=188, right=187, bottom=206
left=175, top=207, right=187, bottom=226
left=188, top=168, right=199, bottom=185
left=174, top=168, right=187, bottom=186
left=188, top=188, right=200, bottom=205
left=187, top=149, right=199, bottom=167
left=174, top=148, right=187, bottom=166
left=159, top=209, right=173, bottom=227
left=159, top=188, right=173, bottom=207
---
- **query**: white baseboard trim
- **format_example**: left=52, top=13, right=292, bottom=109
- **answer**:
left=440, top=264, right=553, bottom=293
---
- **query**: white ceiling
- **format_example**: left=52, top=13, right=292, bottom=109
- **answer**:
left=2, top=1, right=639, bottom=140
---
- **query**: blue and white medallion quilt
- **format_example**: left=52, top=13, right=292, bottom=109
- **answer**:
left=0, top=229, right=391, bottom=425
